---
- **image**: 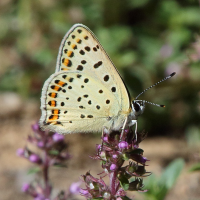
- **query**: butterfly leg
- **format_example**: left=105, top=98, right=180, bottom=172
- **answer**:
left=120, top=117, right=128, bottom=140
left=132, top=120, right=137, bottom=141
left=128, top=119, right=138, bottom=141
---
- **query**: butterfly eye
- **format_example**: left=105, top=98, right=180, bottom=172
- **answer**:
left=132, top=100, right=145, bottom=117
left=132, top=101, right=141, bottom=112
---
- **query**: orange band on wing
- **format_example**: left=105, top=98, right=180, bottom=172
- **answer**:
left=71, top=44, right=77, bottom=49
left=63, top=58, right=70, bottom=66
left=67, top=51, right=73, bottom=57
left=56, top=80, right=66, bottom=87
left=48, top=100, right=56, bottom=107
left=52, top=109, right=59, bottom=115
left=52, top=86, right=61, bottom=91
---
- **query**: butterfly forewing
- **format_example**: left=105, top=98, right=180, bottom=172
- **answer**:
left=56, top=24, right=130, bottom=110
left=40, top=24, right=131, bottom=134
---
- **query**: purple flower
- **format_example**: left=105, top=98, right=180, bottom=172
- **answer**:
left=79, top=188, right=89, bottom=195
left=52, top=133, right=64, bottom=142
left=34, top=195, right=48, bottom=200
left=70, top=181, right=81, bottom=194
left=32, top=123, right=40, bottom=131
left=140, top=156, right=148, bottom=164
left=110, top=164, right=117, bottom=171
left=16, top=148, right=24, bottom=156
left=118, top=141, right=128, bottom=149
left=21, top=183, right=30, bottom=192
left=37, top=141, right=44, bottom=148
left=112, top=154, right=117, bottom=159
left=103, top=136, right=108, bottom=142
left=29, top=154, right=40, bottom=163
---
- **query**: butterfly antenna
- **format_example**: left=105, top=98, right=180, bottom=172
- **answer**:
left=145, top=100, right=165, bottom=108
left=135, top=72, right=176, bottom=100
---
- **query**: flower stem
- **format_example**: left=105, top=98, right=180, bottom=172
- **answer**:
left=109, top=171, right=117, bottom=195
left=43, top=149, right=51, bottom=198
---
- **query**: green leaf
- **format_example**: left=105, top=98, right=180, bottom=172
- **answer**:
left=48, top=150, right=59, bottom=155
left=27, top=167, right=40, bottom=175
left=160, top=158, right=184, bottom=189
left=119, top=176, right=129, bottom=191
left=121, top=196, right=132, bottom=200
left=189, top=163, right=200, bottom=172
left=53, top=163, right=67, bottom=168
left=129, top=148, right=144, bottom=154
left=143, top=159, right=185, bottom=200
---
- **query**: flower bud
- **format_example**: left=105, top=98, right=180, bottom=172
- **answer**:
left=118, top=141, right=128, bottom=149
left=29, top=154, right=41, bottom=163
left=32, top=123, right=40, bottom=131
left=103, top=192, right=111, bottom=199
left=70, top=182, right=81, bottom=194
left=52, top=133, right=64, bottom=142
left=21, top=183, right=30, bottom=192
left=37, top=141, right=44, bottom=148
left=110, top=163, right=117, bottom=171
left=89, top=182, right=95, bottom=189
left=34, top=195, right=48, bottom=200
left=80, top=188, right=89, bottom=195
left=16, top=148, right=25, bottom=157
left=103, top=136, right=108, bottom=142
left=112, top=154, right=118, bottom=159
left=99, top=151, right=106, bottom=160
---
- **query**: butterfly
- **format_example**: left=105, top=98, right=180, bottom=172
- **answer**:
left=40, top=24, right=175, bottom=135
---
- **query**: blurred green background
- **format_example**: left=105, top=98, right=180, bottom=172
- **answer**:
left=1, top=0, right=199, bottom=137
left=0, top=1, right=200, bottom=200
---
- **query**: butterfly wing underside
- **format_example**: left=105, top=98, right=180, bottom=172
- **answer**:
left=40, top=24, right=131, bottom=134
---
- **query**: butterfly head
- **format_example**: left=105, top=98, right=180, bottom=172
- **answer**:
left=130, top=72, right=176, bottom=120
left=131, top=100, right=145, bottom=119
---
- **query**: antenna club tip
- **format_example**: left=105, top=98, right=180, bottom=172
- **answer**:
left=161, top=105, right=165, bottom=108
left=170, top=72, right=176, bottom=77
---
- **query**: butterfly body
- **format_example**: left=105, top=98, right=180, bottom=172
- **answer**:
left=40, top=24, right=145, bottom=134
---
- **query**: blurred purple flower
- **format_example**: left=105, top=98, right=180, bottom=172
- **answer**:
left=34, top=195, right=48, bottom=200
left=21, top=183, right=30, bottom=192
left=160, top=44, right=173, bottom=58
left=16, top=148, right=24, bottom=157
left=18, top=123, right=71, bottom=200
left=70, top=181, right=81, bottom=194
left=32, top=123, right=40, bottom=131
left=37, top=141, right=44, bottom=148
left=118, top=141, right=128, bottom=149
left=29, top=154, right=40, bottom=163
left=165, top=62, right=181, bottom=76
left=52, top=133, right=64, bottom=142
